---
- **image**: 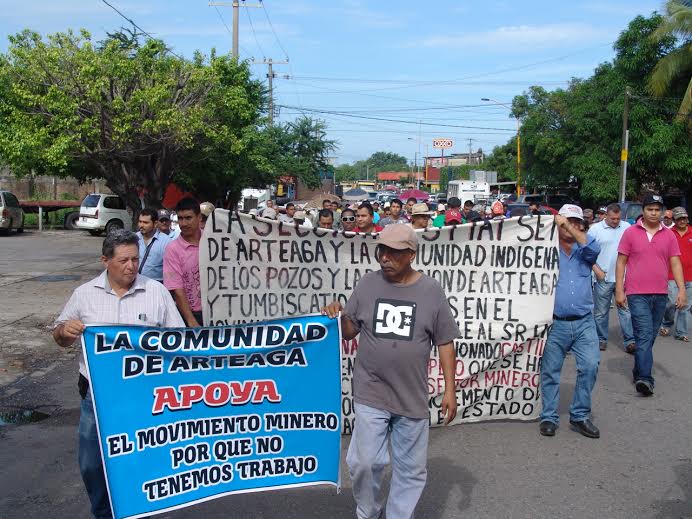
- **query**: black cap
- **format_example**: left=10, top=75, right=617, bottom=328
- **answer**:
left=447, top=196, right=461, bottom=208
left=642, top=194, right=664, bottom=207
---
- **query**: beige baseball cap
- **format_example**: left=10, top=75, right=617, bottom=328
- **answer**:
left=411, top=202, right=434, bottom=216
left=377, top=223, right=418, bottom=251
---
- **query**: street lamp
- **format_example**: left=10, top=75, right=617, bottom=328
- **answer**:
left=482, top=98, right=521, bottom=197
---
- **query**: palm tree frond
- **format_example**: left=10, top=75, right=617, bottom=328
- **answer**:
left=676, top=78, right=692, bottom=121
left=647, top=45, right=692, bottom=95
left=651, top=0, right=692, bottom=41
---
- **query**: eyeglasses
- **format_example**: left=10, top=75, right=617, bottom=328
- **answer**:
left=342, top=216, right=356, bottom=222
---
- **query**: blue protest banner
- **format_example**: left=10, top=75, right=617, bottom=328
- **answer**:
left=82, top=314, right=342, bottom=519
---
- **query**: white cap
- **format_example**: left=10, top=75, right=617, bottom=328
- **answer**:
left=558, top=204, right=584, bottom=220
left=437, top=204, right=446, bottom=211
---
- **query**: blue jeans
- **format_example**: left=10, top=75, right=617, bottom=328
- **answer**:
left=661, top=280, right=692, bottom=338
left=539, top=315, right=600, bottom=425
left=627, top=294, right=667, bottom=386
left=79, top=395, right=112, bottom=519
left=593, top=279, right=634, bottom=345
left=346, top=403, right=429, bottom=519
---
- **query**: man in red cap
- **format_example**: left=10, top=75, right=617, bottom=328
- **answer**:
left=445, top=196, right=463, bottom=225
left=321, top=224, right=459, bottom=519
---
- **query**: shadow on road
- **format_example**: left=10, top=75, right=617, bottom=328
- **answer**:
left=651, top=461, right=692, bottom=518
left=417, top=456, right=478, bottom=517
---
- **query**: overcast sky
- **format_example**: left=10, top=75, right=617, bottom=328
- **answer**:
left=0, top=0, right=663, bottom=165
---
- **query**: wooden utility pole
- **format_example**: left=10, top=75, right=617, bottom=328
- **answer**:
left=253, top=58, right=289, bottom=124
left=209, top=1, right=261, bottom=59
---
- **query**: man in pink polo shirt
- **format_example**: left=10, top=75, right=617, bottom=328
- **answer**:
left=164, top=197, right=203, bottom=327
left=615, top=194, right=686, bottom=396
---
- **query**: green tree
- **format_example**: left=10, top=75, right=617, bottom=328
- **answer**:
left=486, top=14, right=691, bottom=204
left=270, top=117, right=337, bottom=189
left=648, top=0, right=692, bottom=121
left=334, top=163, right=359, bottom=183
left=484, top=141, right=518, bottom=182
left=364, top=151, right=408, bottom=171
left=0, top=29, right=269, bottom=213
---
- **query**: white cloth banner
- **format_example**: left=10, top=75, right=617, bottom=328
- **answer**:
left=201, top=211, right=558, bottom=433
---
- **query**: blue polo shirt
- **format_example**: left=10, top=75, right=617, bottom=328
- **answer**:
left=587, top=219, right=631, bottom=283
left=136, top=230, right=171, bottom=282
left=554, top=236, right=600, bottom=318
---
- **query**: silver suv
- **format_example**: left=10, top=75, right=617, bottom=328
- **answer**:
left=0, top=190, right=24, bottom=234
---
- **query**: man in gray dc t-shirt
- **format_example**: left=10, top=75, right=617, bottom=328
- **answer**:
left=345, top=272, right=459, bottom=419
left=322, top=224, right=459, bottom=519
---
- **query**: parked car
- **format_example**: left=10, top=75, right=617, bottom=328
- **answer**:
left=520, top=193, right=576, bottom=211
left=0, top=190, right=24, bottom=234
left=506, top=203, right=554, bottom=217
left=618, top=201, right=643, bottom=224
left=75, top=193, right=132, bottom=236
left=435, top=192, right=447, bottom=204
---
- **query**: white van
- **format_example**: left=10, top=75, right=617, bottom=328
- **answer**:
left=75, top=193, right=132, bottom=235
left=447, top=180, right=490, bottom=206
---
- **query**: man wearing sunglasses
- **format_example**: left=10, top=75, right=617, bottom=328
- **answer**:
left=322, top=225, right=459, bottom=519
left=340, top=208, right=357, bottom=232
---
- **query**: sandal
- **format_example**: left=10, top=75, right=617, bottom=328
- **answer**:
left=659, top=328, right=670, bottom=337
left=675, top=336, right=689, bottom=342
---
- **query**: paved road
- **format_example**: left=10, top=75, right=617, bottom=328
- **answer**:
left=0, top=231, right=690, bottom=518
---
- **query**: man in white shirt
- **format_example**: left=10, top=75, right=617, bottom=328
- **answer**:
left=53, top=230, right=184, bottom=518
left=588, top=203, right=634, bottom=352
left=279, top=203, right=296, bottom=224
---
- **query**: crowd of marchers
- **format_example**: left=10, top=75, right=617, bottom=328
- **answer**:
left=49, top=192, right=690, bottom=519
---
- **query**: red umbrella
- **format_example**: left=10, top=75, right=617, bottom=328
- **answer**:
left=399, top=189, right=429, bottom=201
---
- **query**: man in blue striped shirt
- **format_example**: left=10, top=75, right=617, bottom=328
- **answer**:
left=136, top=208, right=172, bottom=283
left=540, top=204, right=602, bottom=439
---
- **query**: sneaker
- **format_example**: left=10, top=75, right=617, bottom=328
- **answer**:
left=635, top=380, right=654, bottom=396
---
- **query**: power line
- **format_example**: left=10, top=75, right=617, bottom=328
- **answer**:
left=290, top=75, right=569, bottom=86
left=212, top=5, right=253, bottom=58
left=256, top=0, right=304, bottom=115
left=259, top=0, right=289, bottom=60
left=99, top=0, right=186, bottom=59
left=244, top=2, right=266, bottom=58
left=287, top=80, right=491, bottom=107
left=277, top=105, right=517, bottom=131
left=342, top=42, right=615, bottom=93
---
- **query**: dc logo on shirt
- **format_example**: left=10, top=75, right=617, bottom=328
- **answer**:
left=373, top=299, right=416, bottom=340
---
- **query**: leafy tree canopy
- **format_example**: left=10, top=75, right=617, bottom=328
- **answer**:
left=485, top=13, right=691, bottom=205
left=334, top=151, right=409, bottom=183
left=0, top=28, right=337, bottom=212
